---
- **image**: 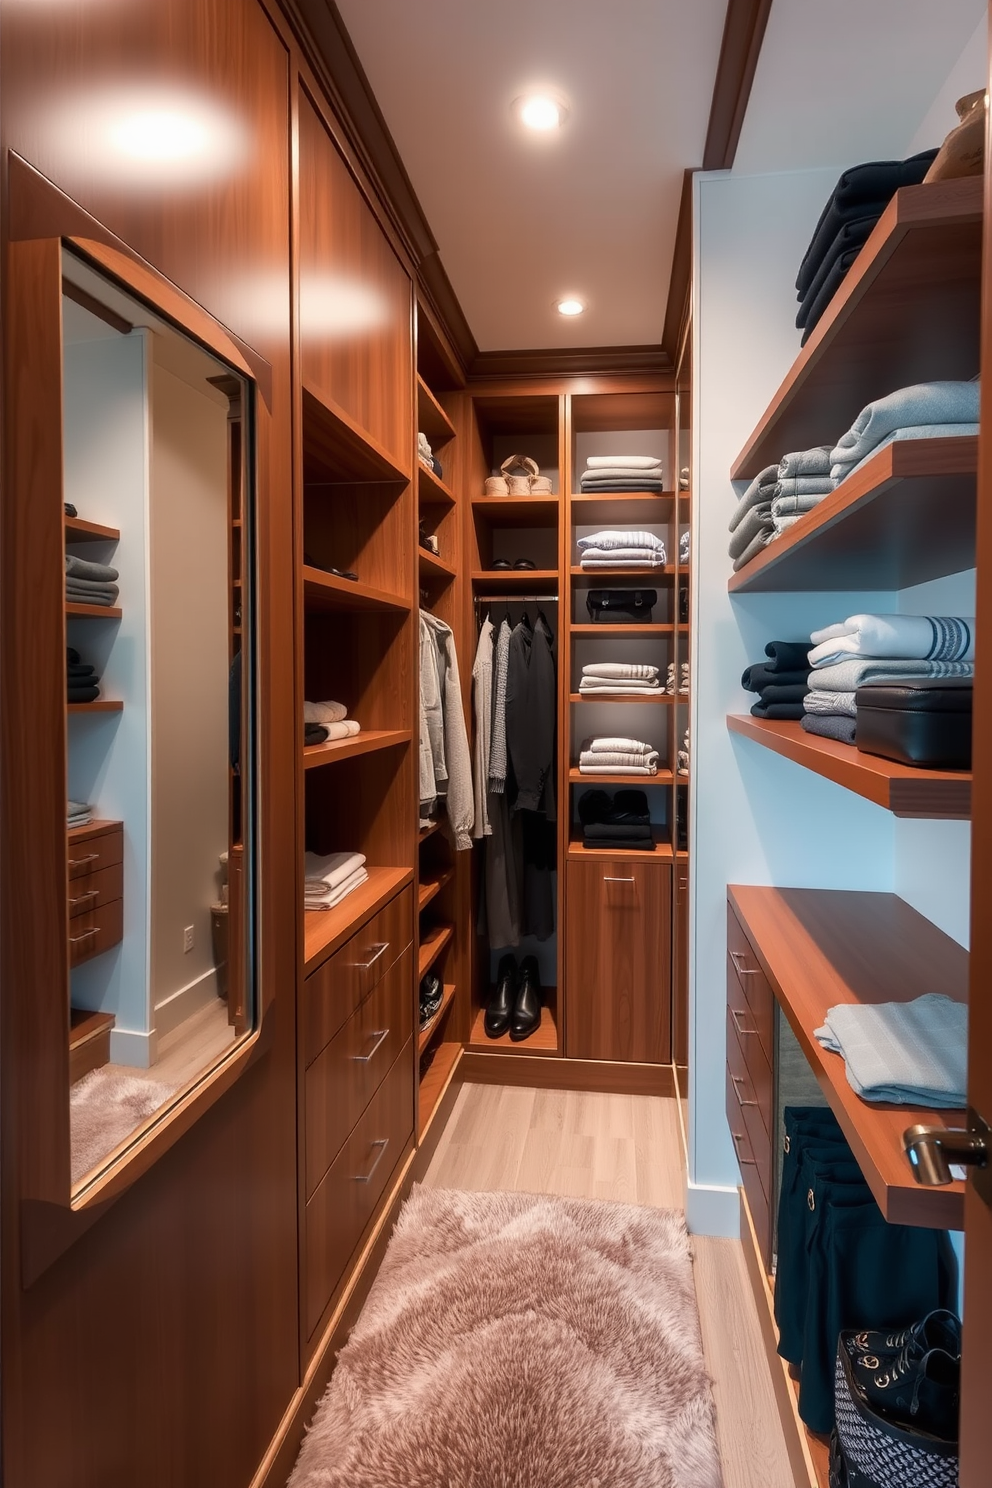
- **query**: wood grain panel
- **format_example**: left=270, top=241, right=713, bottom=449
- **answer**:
left=673, top=860, right=689, bottom=1067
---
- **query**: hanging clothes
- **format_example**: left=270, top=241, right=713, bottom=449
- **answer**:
left=471, top=616, right=494, bottom=839
left=505, top=613, right=556, bottom=818
left=419, top=611, right=473, bottom=850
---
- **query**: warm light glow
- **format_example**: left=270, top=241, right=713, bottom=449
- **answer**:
left=556, top=298, right=585, bottom=316
left=300, top=274, right=391, bottom=340
left=519, top=95, right=565, bottom=131
left=111, top=108, right=209, bottom=163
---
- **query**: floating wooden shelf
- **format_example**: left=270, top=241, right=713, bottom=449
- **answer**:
left=67, top=700, right=123, bottom=714
left=302, top=565, right=409, bottom=614
left=417, top=462, right=456, bottom=507
left=472, top=569, right=558, bottom=591
left=418, top=868, right=454, bottom=911
left=571, top=490, right=675, bottom=502
left=304, top=866, right=413, bottom=976
left=729, top=436, right=978, bottom=593
left=65, top=516, right=120, bottom=544
left=416, top=374, right=456, bottom=444
left=65, top=603, right=121, bottom=620
left=418, top=1039, right=462, bottom=1135
left=729, top=885, right=968, bottom=1230
left=467, top=1000, right=559, bottom=1055
left=568, top=767, right=673, bottom=785
left=569, top=691, right=672, bottom=705
left=726, top=715, right=971, bottom=818
left=570, top=623, right=673, bottom=637
left=732, top=176, right=983, bottom=479
left=303, top=729, right=411, bottom=771
left=570, top=565, right=674, bottom=579
left=418, top=548, right=456, bottom=584
left=418, top=921, right=453, bottom=979
left=567, top=830, right=674, bottom=861
left=302, top=382, right=409, bottom=484
left=471, top=495, right=559, bottom=526
left=418, top=983, right=456, bottom=1054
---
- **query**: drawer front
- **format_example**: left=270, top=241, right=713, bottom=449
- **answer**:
left=725, top=1067, right=771, bottom=1264
left=68, top=898, right=123, bottom=966
left=305, top=885, right=413, bottom=1064
left=727, top=905, right=774, bottom=1064
left=305, top=1040, right=413, bottom=1339
left=67, top=825, right=123, bottom=881
left=67, top=861, right=123, bottom=919
left=305, top=945, right=413, bottom=1197
left=726, top=1008, right=772, bottom=1196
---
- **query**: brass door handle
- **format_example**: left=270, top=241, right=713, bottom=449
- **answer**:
left=354, top=1138, right=388, bottom=1184
left=353, top=1029, right=389, bottom=1064
left=603, top=876, right=635, bottom=883
left=730, top=950, right=758, bottom=977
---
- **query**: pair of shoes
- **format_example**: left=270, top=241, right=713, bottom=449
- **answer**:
left=490, top=557, right=536, bottom=571
left=419, top=971, right=443, bottom=1029
left=304, top=552, right=358, bottom=581
left=845, top=1309, right=962, bottom=1441
left=485, top=954, right=542, bottom=1041
left=418, top=520, right=440, bottom=556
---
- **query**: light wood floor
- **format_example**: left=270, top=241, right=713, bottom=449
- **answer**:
left=424, top=1082, right=796, bottom=1488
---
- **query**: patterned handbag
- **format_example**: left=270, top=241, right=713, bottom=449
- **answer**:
left=831, top=1333, right=958, bottom=1488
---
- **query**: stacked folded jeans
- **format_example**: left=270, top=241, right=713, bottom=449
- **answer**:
left=829, top=381, right=980, bottom=484
left=304, top=850, right=368, bottom=911
left=802, top=613, right=975, bottom=747
left=578, top=661, right=660, bottom=696
left=578, top=736, right=659, bottom=775
left=67, top=646, right=101, bottom=703
left=577, top=529, right=667, bottom=568
left=68, top=799, right=93, bottom=829
left=795, top=150, right=937, bottom=343
left=774, top=1105, right=956, bottom=1434
left=577, top=788, right=653, bottom=851
left=741, top=640, right=811, bottom=719
left=303, top=699, right=361, bottom=747
left=579, top=455, right=665, bottom=493
left=814, top=993, right=967, bottom=1107
left=65, top=553, right=119, bottom=607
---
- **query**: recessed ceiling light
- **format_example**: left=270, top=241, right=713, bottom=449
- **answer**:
left=514, top=94, right=568, bottom=131
left=556, top=298, right=585, bottom=316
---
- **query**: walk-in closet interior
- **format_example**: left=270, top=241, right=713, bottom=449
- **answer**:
left=1, top=1, right=990, bottom=1486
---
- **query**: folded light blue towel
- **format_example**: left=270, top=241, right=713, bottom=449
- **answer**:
left=815, top=993, right=967, bottom=1107
left=830, top=381, right=980, bottom=476
left=811, top=656, right=975, bottom=692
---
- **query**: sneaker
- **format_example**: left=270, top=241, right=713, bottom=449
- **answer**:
left=419, top=972, right=443, bottom=1028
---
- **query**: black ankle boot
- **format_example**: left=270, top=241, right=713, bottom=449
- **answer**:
left=485, top=954, right=517, bottom=1038
left=510, top=955, right=542, bottom=1041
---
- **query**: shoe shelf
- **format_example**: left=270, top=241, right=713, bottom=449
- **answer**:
left=67, top=700, right=123, bottom=714
left=467, top=999, right=559, bottom=1055
left=567, top=830, right=674, bottom=861
left=418, top=1038, right=462, bottom=1138
left=418, top=867, right=454, bottom=912
left=416, top=374, right=456, bottom=445
left=731, top=176, right=982, bottom=479
left=303, top=866, right=414, bottom=976
left=568, top=766, right=675, bottom=786
left=569, top=692, right=674, bottom=705
left=303, top=729, right=412, bottom=771
left=727, top=715, right=971, bottom=819
left=418, top=548, right=456, bottom=585
left=302, top=565, right=410, bottom=614
left=418, top=921, right=453, bottom=979
left=471, top=569, right=558, bottom=591
left=729, top=436, right=978, bottom=593
left=65, top=516, right=120, bottom=543
left=302, top=382, right=409, bottom=484
left=66, top=603, right=122, bottom=620
left=729, top=885, right=967, bottom=1231
left=471, top=495, right=559, bottom=526
left=417, top=461, right=456, bottom=509
left=418, top=983, right=456, bottom=1055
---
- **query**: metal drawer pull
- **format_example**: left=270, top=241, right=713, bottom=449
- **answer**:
left=730, top=950, right=759, bottom=977
left=68, top=853, right=99, bottom=871
left=732, top=1074, right=757, bottom=1107
left=731, top=1131, right=757, bottom=1165
left=603, top=876, right=635, bottom=883
left=68, top=890, right=98, bottom=909
left=354, top=1028, right=389, bottom=1064
left=354, top=1138, right=388, bottom=1184
left=356, top=942, right=389, bottom=973
left=731, top=1007, right=756, bottom=1037
left=69, top=929, right=97, bottom=945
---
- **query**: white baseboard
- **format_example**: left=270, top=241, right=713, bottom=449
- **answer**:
left=109, top=1025, right=157, bottom=1068
left=685, top=1179, right=741, bottom=1238
left=154, top=966, right=219, bottom=1039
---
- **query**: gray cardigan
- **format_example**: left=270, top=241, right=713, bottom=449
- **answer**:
left=420, top=611, right=474, bottom=850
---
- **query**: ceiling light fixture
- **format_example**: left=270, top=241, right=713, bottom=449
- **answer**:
left=514, top=94, right=568, bottom=132
left=556, top=298, right=585, bottom=316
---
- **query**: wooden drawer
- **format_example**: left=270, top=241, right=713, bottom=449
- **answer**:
left=305, top=1040, right=413, bottom=1339
left=68, top=898, right=123, bottom=967
left=727, top=904, right=774, bottom=1064
left=565, top=859, right=672, bottom=1063
left=67, top=821, right=123, bottom=880
left=726, top=1008, right=772, bottom=1196
left=725, top=1067, right=772, bottom=1265
left=305, top=944, right=413, bottom=1197
left=67, top=861, right=123, bottom=919
left=304, top=885, right=413, bottom=1065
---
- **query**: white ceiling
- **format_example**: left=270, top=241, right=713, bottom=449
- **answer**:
left=336, top=0, right=727, bottom=352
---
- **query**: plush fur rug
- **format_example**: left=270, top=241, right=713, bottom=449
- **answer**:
left=70, top=1068, right=175, bottom=1183
left=290, top=1186, right=722, bottom=1488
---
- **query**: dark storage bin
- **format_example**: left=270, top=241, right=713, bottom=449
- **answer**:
left=855, top=679, right=972, bottom=769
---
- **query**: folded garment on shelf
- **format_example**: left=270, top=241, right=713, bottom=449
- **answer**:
left=741, top=663, right=810, bottom=692
left=68, top=685, right=101, bottom=703
left=577, top=530, right=666, bottom=553
left=304, top=866, right=369, bottom=910
left=580, top=552, right=667, bottom=568
left=800, top=713, right=856, bottom=746
left=829, top=381, right=980, bottom=478
left=67, top=664, right=97, bottom=679
left=579, top=748, right=660, bottom=770
left=304, top=699, right=348, bottom=724
left=804, top=688, right=856, bottom=717
left=585, top=455, right=663, bottom=471
left=729, top=463, right=779, bottom=534
left=305, top=724, right=328, bottom=745
left=800, top=247, right=867, bottom=344
left=749, top=699, right=807, bottom=720
left=815, top=992, right=967, bottom=1107
left=320, top=719, right=361, bottom=740
left=774, top=476, right=836, bottom=500
left=65, top=553, right=119, bottom=584
left=679, top=530, right=689, bottom=564
left=579, top=763, right=658, bottom=776
left=758, top=682, right=810, bottom=706
left=809, top=613, right=974, bottom=668
left=771, top=515, right=804, bottom=535
left=732, top=527, right=775, bottom=571
left=579, top=470, right=666, bottom=487
left=582, top=822, right=654, bottom=844
left=581, top=661, right=659, bottom=681
left=66, top=580, right=119, bottom=606
left=583, top=736, right=655, bottom=755
left=68, top=799, right=92, bottom=826
left=811, top=657, right=975, bottom=693
left=304, top=849, right=367, bottom=892
left=577, top=482, right=666, bottom=494
left=770, top=495, right=830, bottom=525
left=762, top=640, right=816, bottom=674
left=778, top=446, right=834, bottom=479
left=796, top=215, right=879, bottom=330
left=729, top=502, right=774, bottom=561
left=578, top=680, right=661, bottom=695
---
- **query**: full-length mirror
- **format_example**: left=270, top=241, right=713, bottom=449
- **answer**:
left=61, top=250, right=255, bottom=1191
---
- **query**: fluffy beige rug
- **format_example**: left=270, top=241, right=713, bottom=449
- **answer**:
left=290, top=1186, right=722, bottom=1488
left=70, top=1068, right=175, bottom=1183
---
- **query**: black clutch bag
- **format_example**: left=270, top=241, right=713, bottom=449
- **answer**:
left=855, top=679, right=972, bottom=769
left=585, top=588, right=657, bottom=624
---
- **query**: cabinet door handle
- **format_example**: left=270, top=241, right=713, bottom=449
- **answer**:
left=731, top=1007, right=756, bottom=1037
left=353, top=1138, right=388, bottom=1184
left=68, top=853, right=99, bottom=871
left=732, top=1074, right=757, bottom=1107
left=355, top=942, right=389, bottom=974
left=730, top=950, right=758, bottom=977
left=353, top=1028, right=389, bottom=1064
left=731, top=1131, right=756, bottom=1165
left=603, top=876, right=635, bottom=883
left=69, top=929, right=97, bottom=946
left=68, top=890, right=98, bottom=909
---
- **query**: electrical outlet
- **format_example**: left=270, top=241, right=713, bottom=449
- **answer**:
left=183, top=925, right=195, bottom=954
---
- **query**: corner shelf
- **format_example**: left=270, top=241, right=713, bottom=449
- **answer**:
left=467, top=1000, right=559, bottom=1055
left=418, top=983, right=456, bottom=1054
left=569, top=766, right=674, bottom=785
left=304, top=866, right=413, bottom=976
left=302, top=565, right=409, bottom=614
left=727, top=714, right=970, bottom=819
left=417, top=462, right=456, bottom=508
left=303, top=729, right=411, bottom=770
left=728, top=436, right=978, bottom=593
left=67, top=700, right=123, bottom=714
left=569, top=692, right=672, bottom=705
left=65, top=516, right=120, bottom=544
left=729, top=884, right=967, bottom=1229
left=417, top=374, right=456, bottom=445
left=418, top=921, right=453, bottom=979
left=471, top=495, right=559, bottom=526
left=65, top=603, right=121, bottom=620
left=418, top=548, right=456, bottom=585
left=567, top=830, right=674, bottom=861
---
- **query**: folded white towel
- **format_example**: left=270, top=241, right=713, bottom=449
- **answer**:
left=583, top=736, right=655, bottom=755
left=585, top=455, right=663, bottom=470
left=811, top=657, right=975, bottom=692
left=808, top=614, right=975, bottom=669
left=304, top=850, right=367, bottom=891
left=582, top=662, right=659, bottom=681
left=314, top=720, right=361, bottom=741
left=578, top=762, right=659, bottom=776
left=578, top=681, right=662, bottom=695
left=304, top=700, right=348, bottom=724
left=305, top=866, right=369, bottom=909
left=577, top=529, right=665, bottom=552
left=580, top=748, right=660, bottom=769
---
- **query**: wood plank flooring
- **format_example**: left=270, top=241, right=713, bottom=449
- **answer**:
left=424, top=1082, right=795, bottom=1488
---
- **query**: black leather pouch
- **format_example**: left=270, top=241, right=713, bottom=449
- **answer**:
left=585, top=588, right=657, bottom=623
left=855, top=678, right=972, bottom=768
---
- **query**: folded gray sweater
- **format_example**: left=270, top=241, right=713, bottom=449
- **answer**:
left=729, top=463, right=779, bottom=534
left=65, top=553, right=120, bottom=583
left=831, top=422, right=980, bottom=482
left=830, top=381, right=980, bottom=474
left=729, top=503, right=774, bottom=561
left=778, top=446, right=833, bottom=478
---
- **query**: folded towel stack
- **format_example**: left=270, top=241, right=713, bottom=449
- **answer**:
left=577, top=529, right=667, bottom=569
left=578, top=736, right=659, bottom=775
left=579, top=455, right=665, bottom=494
left=801, top=613, right=975, bottom=746
left=577, top=787, right=654, bottom=851
left=67, top=645, right=101, bottom=704
left=677, top=726, right=689, bottom=776
left=664, top=660, right=690, bottom=695
left=304, top=850, right=368, bottom=911
left=741, top=640, right=811, bottom=719
left=729, top=447, right=838, bottom=569
left=815, top=993, right=967, bottom=1107
left=578, top=661, right=660, bottom=695
left=303, top=699, right=361, bottom=747
left=66, top=553, right=119, bottom=608
left=68, top=799, right=93, bottom=828
left=829, top=380, right=980, bottom=484
left=795, top=150, right=937, bottom=344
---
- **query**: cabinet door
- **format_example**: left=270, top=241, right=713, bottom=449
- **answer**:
left=674, top=860, right=689, bottom=1067
left=565, top=859, right=672, bottom=1063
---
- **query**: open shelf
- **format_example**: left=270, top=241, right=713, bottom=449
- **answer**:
left=570, top=623, right=673, bottom=637
left=729, top=885, right=967, bottom=1229
left=732, top=176, right=983, bottom=479
left=68, top=818, right=121, bottom=844
left=569, top=767, right=673, bottom=785
left=471, top=496, right=559, bottom=526
left=419, top=819, right=441, bottom=844
left=567, top=830, right=674, bottom=860
left=418, top=1039, right=462, bottom=1135
left=467, top=1000, right=559, bottom=1055
left=417, top=461, right=456, bottom=508
left=303, top=729, right=411, bottom=771
left=302, top=565, right=409, bottom=614
left=67, top=700, right=123, bottom=714
left=418, top=548, right=456, bottom=584
left=418, top=983, right=456, bottom=1054
left=570, top=493, right=676, bottom=524
left=472, top=569, right=558, bottom=591
left=65, top=516, right=120, bottom=544
left=418, top=867, right=454, bottom=911
left=303, top=866, right=413, bottom=976
left=417, top=374, right=456, bottom=444
left=66, top=603, right=121, bottom=620
left=418, top=921, right=453, bottom=979
left=729, top=436, right=978, bottom=593
left=727, top=715, right=970, bottom=818
left=302, top=382, right=409, bottom=483
left=569, top=691, right=672, bottom=705
left=571, top=565, right=674, bottom=579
